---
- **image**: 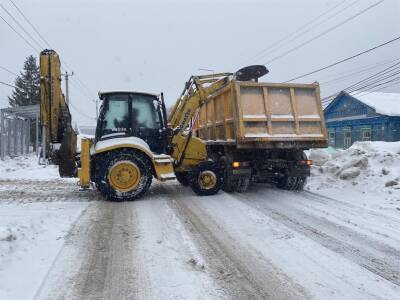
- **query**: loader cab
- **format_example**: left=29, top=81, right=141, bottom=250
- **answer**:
left=95, top=91, right=168, bottom=154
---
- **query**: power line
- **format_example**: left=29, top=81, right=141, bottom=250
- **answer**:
left=320, top=57, right=400, bottom=86
left=69, top=101, right=96, bottom=121
left=329, top=61, right=400, bottom=95
left=0, top=80, right=17, bottom=89
left=321, top=63, right=400, bottom=103
left=285, top=35, right=400, bottom=83
left=0, top=65, right=18, bottom=77
left=265, top=0, right=385, bottom=66
left=345, top=62, right=400, bottom=92
left=250, top=0, right=364, bottom=66
left=0, top=13, right=39, bottom=52
left=69, top=79, right=93, bottom=100
left=355, top=80, right=400, bottom=96
left=348, top=71, right=400, bottom=94
left=242, top=0, right=350, bottom=65
left=0, top=3, right=44, bottom=50
left=8, top=0, right=52, bottom=48
left=7, top=0, right=96, bottom=98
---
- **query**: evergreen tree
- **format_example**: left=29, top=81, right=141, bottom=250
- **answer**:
left=8, top=55, right=40, bottom=107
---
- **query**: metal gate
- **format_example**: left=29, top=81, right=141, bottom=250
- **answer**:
left=0, top=105, right=40, bottom=160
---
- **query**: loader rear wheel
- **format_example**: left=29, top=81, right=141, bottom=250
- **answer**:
left=96, top=150, right=152, bottom=201
left=189, top=161, right=223, bottom=196
left=175, top=172, right=189, bottom=186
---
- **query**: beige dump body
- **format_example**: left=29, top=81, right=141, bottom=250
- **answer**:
left=195, top=81, right=328, bottom=149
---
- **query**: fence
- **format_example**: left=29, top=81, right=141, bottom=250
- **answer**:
left=0, top=105, right=40, bottom=160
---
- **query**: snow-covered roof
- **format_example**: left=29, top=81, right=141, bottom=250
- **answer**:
left=352, top=92, right=400, bottom=117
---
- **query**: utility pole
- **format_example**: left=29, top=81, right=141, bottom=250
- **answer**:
left=92, top=99, right=99, bottom=119
left=62, top=71, right=74, bottom=105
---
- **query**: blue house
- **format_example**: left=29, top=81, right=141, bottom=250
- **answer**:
left=324, top=91, right=400, bottom=148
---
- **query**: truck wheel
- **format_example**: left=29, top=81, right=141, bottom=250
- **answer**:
left=189, top=161, right=223, bottom=196
left=96, top=150, right=152, bottom=201
left=175, top=172, right=189, bottom=186
left=277, top=176, right=307, bottom=191
left=235, top=176, right=250, bottom=193
left=219, top=156, right=236, bottom=193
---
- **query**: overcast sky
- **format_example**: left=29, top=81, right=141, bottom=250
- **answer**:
left=1, top=0, right=399, bottom=126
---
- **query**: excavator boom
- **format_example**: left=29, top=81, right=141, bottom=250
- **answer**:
left=39, top=49, right=77, bottom=176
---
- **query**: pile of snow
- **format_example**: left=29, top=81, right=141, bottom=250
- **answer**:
left=0, top=154, right=60, bottom=180
left=308, top=141, right=400, bottom=194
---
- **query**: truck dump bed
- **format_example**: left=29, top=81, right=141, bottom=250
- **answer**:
left=195, top=81, right=328, bottom=149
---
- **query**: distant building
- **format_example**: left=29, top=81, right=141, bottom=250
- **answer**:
left=324, top=92, right=400, bottom=148
left=78, top=125, right=96, bottom=136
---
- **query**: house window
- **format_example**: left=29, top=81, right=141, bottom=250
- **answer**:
left=362, top=128, right=371, bottom=141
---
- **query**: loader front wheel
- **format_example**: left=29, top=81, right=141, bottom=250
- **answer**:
left=189, top=161, right=223, bottom=196
left=96, top=150, right=152, bottom=201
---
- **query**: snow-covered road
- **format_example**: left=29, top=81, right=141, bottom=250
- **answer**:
left=0, top=154, right=400, bottom=299
left=22, top=181, right=397, bottom=300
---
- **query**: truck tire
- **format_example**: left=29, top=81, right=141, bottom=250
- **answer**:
left=96, top=149, right=152, bottom=201
left=235, top=176, right=250, bottom=193
left=219, top=156, right=236, bottom=193
left=189, top=161, right=223, bottom=196
left=175, top=172, right=189, bottom=186
left=277, top=176, right=307, bottom=191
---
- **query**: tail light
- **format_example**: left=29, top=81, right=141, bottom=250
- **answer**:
left=298, top=160, right=313, bottom=166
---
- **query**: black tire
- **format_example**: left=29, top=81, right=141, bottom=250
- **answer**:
left=276, top=150, right=308, bottom=191
left=175, top=172, right=189, bottom=186
left=189, top=161, right=223, bottom=196
left=219, top=156, right=236, bottom=193
left=235, top=176, right=250, bottom=193
left=96, top=149, right=152, bottom=201
left=276, top=176, right=307, bottom=191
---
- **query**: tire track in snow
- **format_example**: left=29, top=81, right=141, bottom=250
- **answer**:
left=36, top=201, right=147, bottom=299
left=162, top=183, right=310, bottom=300
left=0, top=179, right=99, bottom=203
left=231, top=187, right=400, bottom=286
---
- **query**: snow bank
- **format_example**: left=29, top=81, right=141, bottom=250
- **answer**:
left=307, top=142, right=400, bottom=214
left=0, top=154, right=60, bottom=180
left=308, top=142, right=400, bottom=195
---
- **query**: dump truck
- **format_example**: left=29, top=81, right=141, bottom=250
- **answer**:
left=40, top=49, right=327, bottom=200
left=188, top=65, right=328, bottom=192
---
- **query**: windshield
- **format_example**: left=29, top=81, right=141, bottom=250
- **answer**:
left=101, top=93, right=160, bottom=138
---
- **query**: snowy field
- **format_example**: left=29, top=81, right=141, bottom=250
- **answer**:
left=0, top=143, right=399, bottom=299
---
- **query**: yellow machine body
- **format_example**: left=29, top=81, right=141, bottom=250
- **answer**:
left=78, top=138, right=92, bottom=188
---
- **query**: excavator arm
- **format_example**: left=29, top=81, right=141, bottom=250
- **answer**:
left=39, top=49, right=77, bottom=177
left=167, top=72, right=232, bottom=170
